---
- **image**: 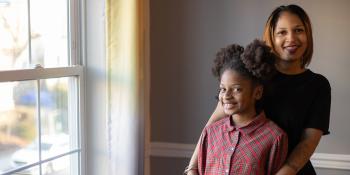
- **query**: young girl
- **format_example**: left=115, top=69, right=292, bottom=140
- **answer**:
left=194, top=40, right=288, bottom=175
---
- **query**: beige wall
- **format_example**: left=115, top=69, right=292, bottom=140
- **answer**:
left=150, top=0, right=350, bottom=174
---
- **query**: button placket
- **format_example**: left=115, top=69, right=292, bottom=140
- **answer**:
left=225, top=130, right=240, bottom=175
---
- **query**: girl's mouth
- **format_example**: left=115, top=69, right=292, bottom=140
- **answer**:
left=223, top=103, right=237, bottom=110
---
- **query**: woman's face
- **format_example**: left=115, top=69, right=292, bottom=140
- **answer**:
left=273, top=11, right=307, bottom=64
left=218, top=69, right=261, bottom=117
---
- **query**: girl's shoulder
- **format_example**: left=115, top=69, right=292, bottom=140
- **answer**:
left=263, top=118, right=287, bottom=138
left=204, top=116, right=231, bottom=132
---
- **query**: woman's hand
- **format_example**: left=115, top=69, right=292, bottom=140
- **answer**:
left=276, top=128, right=322, bottom=175
left=206, top=101, right=226, bottom=126
left=184, top=164, right=199, bottom=175
left=275, top=164, right=297, bottom=175
left=186, top=170, right=199, bottom=175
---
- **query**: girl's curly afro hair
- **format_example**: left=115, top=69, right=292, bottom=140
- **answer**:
left=212, top=39, right=277, bottom=84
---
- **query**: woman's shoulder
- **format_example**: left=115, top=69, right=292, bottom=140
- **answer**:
left=307, top=69, right=331, bottom=89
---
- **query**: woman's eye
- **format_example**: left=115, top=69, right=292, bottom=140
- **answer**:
left=276, top=31, right=286, bottom=36
left=295, top=28, right=304, bottom=33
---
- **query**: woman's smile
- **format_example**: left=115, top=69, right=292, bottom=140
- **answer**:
left=284, top=44, right=299, bottom=54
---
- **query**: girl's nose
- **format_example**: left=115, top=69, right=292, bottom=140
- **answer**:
left=223, top=90, right=233, bottom=99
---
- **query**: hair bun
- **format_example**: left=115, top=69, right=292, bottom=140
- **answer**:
left=241, top=39, right=276, bottom=80
left=212, top=44, right=244, bottom=78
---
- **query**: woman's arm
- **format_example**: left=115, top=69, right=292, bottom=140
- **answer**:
left=185, top=102, right=226, bottom=175
left=275, top=128, right=323, bottom=175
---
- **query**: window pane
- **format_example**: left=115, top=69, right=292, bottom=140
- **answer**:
left=16, top=165, right=40, bottom=175
left=40, top=77, right=78, bottom=159
left=0, top=0, right=29, bottom=70
left=0, top=0, right=69, bottom=70
left=42, top=153, right=79, bottom=175
left=30, top=0, right=69, bottom=67
left=0, top=80, right=38, bottom=173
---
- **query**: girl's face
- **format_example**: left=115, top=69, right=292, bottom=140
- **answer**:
left=273, top=11, right=307, bottom=65
left=218, top=69, right=262, bottom=117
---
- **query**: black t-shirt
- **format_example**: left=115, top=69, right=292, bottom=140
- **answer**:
left=263, top=69, right=331, bottom=175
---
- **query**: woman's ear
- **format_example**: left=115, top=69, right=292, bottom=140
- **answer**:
left=254, top=85, right=263, bottom=100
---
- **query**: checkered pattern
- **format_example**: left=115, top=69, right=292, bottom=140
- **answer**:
left=198, top=112, right=288, bottom=175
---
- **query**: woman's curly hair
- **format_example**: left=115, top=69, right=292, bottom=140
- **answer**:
left=212, top=39, right=277, bottom=84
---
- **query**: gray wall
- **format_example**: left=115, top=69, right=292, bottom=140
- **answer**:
left=150, top=0, right=350, bottom=174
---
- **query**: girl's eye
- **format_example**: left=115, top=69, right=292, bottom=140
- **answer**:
left=233, top=87, right=241, bottom=93
left=219, top=88, right=225, bottom=93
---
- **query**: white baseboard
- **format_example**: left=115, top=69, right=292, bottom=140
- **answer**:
left=311, top=153, right=350, bottom=170
left=150, top=142, right=350, bottom=170
left=150, top=142, right=196, bottom=158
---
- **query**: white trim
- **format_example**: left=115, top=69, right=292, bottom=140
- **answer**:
left=311, top=153, right=350, bottom=170
left=150, top=142, right=196, bottom=158
left=26, top=0, right=32, bottom=64
left=150, top=142, right=350, bottom=170
left=78, top=65, right=86, bottom=175
left=0, top=66, right=83, bottom=82
left=76, top=0, right=86, bottom=174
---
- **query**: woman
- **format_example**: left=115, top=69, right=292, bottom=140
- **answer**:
left=185, top=4, right=331, bottom=175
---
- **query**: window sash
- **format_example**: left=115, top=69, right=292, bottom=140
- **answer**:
left=0, top=0, right=85, bottom=173
left=0, top=65, right=84, bottom=175
left=0, top=66, right=83, bottom=82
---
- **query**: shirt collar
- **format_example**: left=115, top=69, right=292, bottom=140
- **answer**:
left=223, top=111, right=267, bottom=135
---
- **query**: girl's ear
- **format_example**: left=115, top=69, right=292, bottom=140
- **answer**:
left=254, top=85, right=263, bottom=100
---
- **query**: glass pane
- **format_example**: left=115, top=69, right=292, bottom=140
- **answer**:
left=0, top=0, right=29, bottom=70
left=42, top=153, right=79, bottom=175
left=0, top=0, right=69, bottom=70
left=40, top=77, right=78, bottom=160
left=0, top=80, right=38, bottom=173
left=30, top=0, right=69, bottom=67
left=15, top=165, right=40, bottom=175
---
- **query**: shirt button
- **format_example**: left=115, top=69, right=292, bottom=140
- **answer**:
left=230, top=147, right=234, bottom=151
left=225, top=169, right=229, bottom=173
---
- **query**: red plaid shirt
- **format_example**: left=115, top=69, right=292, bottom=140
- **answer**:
left=198, top=112, right=288, bottom=175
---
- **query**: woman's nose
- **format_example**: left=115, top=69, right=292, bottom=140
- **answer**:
left=286, top=31, right=296, bottom=42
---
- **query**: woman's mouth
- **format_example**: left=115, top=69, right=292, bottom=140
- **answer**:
left=284, top=45, right=299, bottom=54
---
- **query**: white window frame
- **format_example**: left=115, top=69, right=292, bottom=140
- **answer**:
left=0, top=0, right=86, bottom=174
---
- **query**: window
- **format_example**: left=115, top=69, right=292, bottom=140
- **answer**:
left=0, top=0, right=84, bottom=175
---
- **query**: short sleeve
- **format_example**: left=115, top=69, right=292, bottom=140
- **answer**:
left=267, top=132, right=288, bottom=175
left=305, top=76, right=331, bottom=135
